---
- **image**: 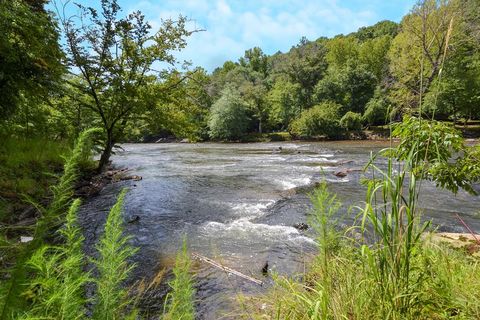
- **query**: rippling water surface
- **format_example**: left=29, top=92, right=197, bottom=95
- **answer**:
left=79, top=141, right=480, bottom=319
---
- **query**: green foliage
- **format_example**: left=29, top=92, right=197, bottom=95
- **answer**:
left=289, top=102, right=343, bottom=138
left=270, top=39, right=328, bottom=108
left=390, top=116, right=480, bottom=193
left=208, top=86, right=250, bottom=140
left=13, top=188, right=137, bottom=320
left=251, top=238, right=480, bottom=319
left=309, top=182, right=342, bottom=271
left=353, top=20, right=399, bottom=41
left=22, top=199, right=88, bottom=320
left=61, top=0, right=195, bottom=169
left=326, top=36, right=359, bottom=68
left=363, top=90, right=391, bottom=125
left=0, top=0, right=64, bottom=120
left=266, top=79, right=302, bottom=130
left=358, top=35, right=392, bottom=80
left=162, top=239, right=195, bottom=320
left=314, top=64, right=377, bottom=114
left=239, top=47, right=268, bottom=77
left=249, top=115, right=480, bottom=319
left=0, top=128, right=100, bottom=319
left=340, top=111, right=363, bottom=131
left=93, top=189, right=137, bottom=320
left=0, top=137, right=68, bottom=198
left=131, top=69, right=211, bottom=142
left=387, top=0, right=466, bottom=111
left=361, top=150, right=429, bottom=318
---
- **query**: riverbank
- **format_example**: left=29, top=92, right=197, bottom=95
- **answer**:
left=140, top=122, right=480, bottom=144
left=0, top=136, right=132, bottom=245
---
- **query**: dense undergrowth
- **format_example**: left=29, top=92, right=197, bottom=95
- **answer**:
left=0, top=137, right=68, bottom=220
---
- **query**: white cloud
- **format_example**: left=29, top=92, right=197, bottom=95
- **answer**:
left=124, top=0, right=414, bottom=72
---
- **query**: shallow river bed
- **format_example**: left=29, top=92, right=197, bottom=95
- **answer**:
left=79, top=141, right=480, bottom=319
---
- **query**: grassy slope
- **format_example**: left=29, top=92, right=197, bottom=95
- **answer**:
left=0, top=137, right=68, bottom=222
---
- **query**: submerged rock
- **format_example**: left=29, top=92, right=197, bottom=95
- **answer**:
left=293, top=222, right=309, bottom=231
left=262, top=261, right=269, bottom=276
left=127, top=215, right=140, bottom=224
left=334, top=171, right=347, bottom=178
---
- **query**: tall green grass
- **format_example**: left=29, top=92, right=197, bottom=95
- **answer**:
left=0, top=128, right=101, bottom=319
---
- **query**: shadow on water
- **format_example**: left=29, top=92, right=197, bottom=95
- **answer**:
left=78, top=141, right=480, bottom=319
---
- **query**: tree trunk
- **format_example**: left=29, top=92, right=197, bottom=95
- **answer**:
left=98, top=130, right=114, bottom=172
left=258, top=118, right=262, bottom=134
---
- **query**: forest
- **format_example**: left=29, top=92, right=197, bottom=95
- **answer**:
left=1, top=0, right=480, bottom=319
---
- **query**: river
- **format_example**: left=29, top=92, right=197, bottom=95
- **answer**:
left=78, top=141, right=480, bottom=319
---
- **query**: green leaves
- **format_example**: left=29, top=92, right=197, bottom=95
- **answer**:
left=61, top=0, right=195, bottom=169
left=0, top=0, right=64, bottom=120
left=390, top=116, right=480, bottom=194
left=93, top=189, right=137, bottom=320
left=289, top=101, right=343, bottom=139
left=22, top=199, right=88, bottom=320
left=208, top=86, right=250, bottom=140
left=162, top=239, right=195, bottom=320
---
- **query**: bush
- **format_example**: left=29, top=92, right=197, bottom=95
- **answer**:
left=340, top=111, right=363, bottom=131
left=208, top=86, right=250, bottom=140
left=290, top=102, right=343, bottom=138
left=363, top=93, right=390, bottom=125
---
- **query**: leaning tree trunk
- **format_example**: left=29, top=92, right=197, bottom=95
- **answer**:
left=98, top=129, right=114, bottom=172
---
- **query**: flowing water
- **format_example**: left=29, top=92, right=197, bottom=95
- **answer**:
left=79, top=141, right=480, bottom=319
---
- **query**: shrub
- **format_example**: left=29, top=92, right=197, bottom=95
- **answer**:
left=340, top=111, right=363, bottom=131
left=363, top=93, right=390, bottom=125
left=290, top=101, right=343, bottom=139
left=208, top=86, right=250, bottom=140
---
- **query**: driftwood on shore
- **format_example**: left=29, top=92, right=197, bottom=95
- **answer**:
left=192, top=252, right=264, bottom=285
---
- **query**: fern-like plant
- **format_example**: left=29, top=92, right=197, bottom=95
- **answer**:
left=162, top=239, right=195, bottom=320
left=92, top=189, right=137, bottom=320
left=21, top=199, right=89, bottom=320
left=0, top=128, right=101, bottom=319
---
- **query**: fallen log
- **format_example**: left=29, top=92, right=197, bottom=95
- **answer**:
left=192, top=252, right=263, bottom=285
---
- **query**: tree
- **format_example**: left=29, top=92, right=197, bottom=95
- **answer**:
left=267, top=78, right=302, bottom=130
left=208, top=86, right=249, bottom=140
left=239, top=47, right=268, bottom=78
left=58, top=0, right=194, bottom=170
left=359, top=35, right=392, bottom=80
left=0, top=0, right=64, bottom=120
left=290, top=101, right=343, bottom=138
left=388, top=0, right=463, bottom=112
left=353, top=20, right=399, bottom=41
left=314, top=64, right=377, bottom=114
left=132, top=69, right=211, bottom=141
left=326, top=36, right=359, bottom=68
left=363, top=89, right=392, bottom=125
left=238, top=47, right=269, bottom=133
left=271, top=39, right=328, bottom=109
left=340, top=111, right=363, bottom=131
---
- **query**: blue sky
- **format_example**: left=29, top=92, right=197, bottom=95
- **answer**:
left=51, top=0, right=417, bottom=72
